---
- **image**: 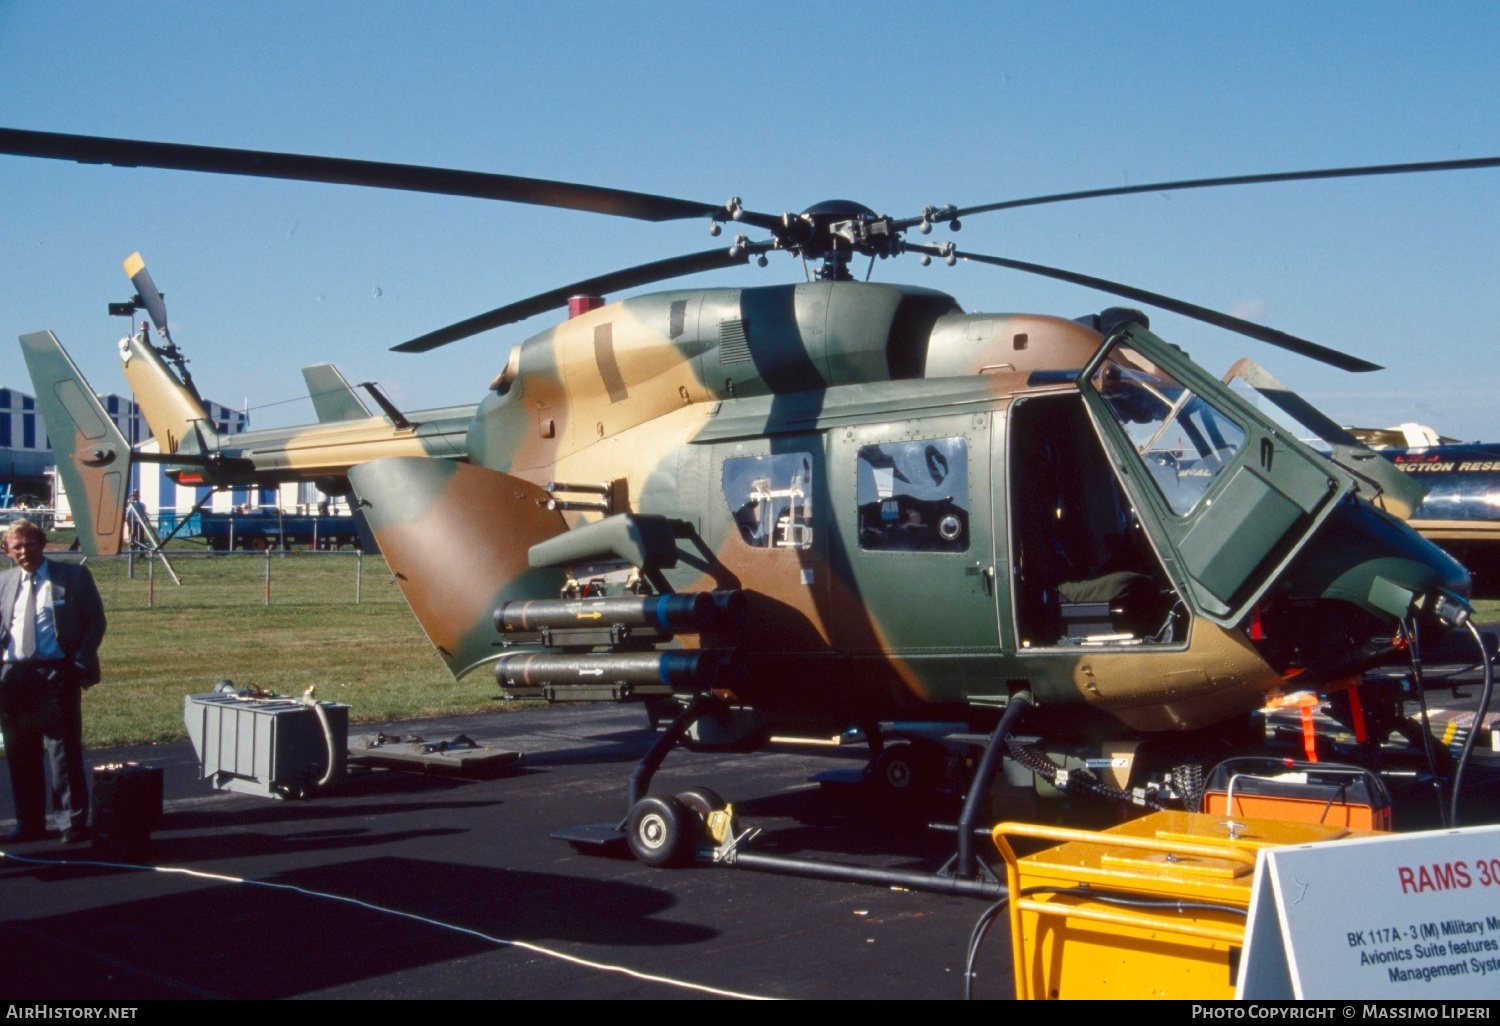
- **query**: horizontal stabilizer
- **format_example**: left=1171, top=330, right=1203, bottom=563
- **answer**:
left=302, top=363, right=372, bottom=423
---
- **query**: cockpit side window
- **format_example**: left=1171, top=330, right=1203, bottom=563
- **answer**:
left=1087, top=344, right=1246, bottom=515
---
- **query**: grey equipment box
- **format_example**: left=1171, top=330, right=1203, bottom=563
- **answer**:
left=184, top=691, right=349, bottom=798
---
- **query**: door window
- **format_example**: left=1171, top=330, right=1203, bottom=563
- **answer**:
left=1079, top=326, right=1352, bottom=624
left=855, top=437, right=970, bottom=552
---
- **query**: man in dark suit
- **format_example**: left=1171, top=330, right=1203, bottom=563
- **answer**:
left=0, top=519, right=106, bottom=844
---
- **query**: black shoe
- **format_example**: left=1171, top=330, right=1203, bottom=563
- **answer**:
left=2, top=825, right=46, bottom=843
left=61, top=826, right=91, bottom=845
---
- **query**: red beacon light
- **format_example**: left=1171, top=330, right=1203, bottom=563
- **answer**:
left=567, top=295, right=605, bottom=319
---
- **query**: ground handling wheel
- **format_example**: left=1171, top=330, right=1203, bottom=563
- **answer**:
left=626, top=794, right=696, bottom=867
left=868, top=740, right=938, bottom=804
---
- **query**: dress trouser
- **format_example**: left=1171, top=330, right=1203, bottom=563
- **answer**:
left=0, top=660, right=88, bottom=832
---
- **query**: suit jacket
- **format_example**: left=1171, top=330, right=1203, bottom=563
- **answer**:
left=0, top=558, right=107, bottom=685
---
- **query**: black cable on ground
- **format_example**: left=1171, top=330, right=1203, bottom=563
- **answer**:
left=964, top=893, right=1012, bottom=1000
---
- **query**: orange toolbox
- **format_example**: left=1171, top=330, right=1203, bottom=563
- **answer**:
left=1199, top=757, right=1392, bottom=831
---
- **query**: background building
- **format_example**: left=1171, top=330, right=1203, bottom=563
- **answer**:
left=0, top=384, right=270, bottom=518
left=0, top=387, right=53, bottom=503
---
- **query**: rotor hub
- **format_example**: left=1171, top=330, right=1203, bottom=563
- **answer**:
left=769, top=200, right=896, bottom=279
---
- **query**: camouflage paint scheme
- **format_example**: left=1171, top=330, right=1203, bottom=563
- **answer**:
left=353, top=456, right=568, bottom=670
left=26, top=276, right=1469, bottom=744
left=345, top=280, right=1468, bottom=742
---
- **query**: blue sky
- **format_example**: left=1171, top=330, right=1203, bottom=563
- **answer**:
left=1, top=2, right=1497, bottom=438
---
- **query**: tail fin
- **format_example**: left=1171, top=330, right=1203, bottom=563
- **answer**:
left=19, top=331, right=132, bottom=556
left=348, top=457, right=568, bottom=678
left=119, top=329, right=215, bottom=454
left=302, top=363, right=372, bottom=423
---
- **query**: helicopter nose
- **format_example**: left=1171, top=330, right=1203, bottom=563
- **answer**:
left=1278, top=500, right=1471, bottom=626
left=1252, top=501, right=1480, bottom=686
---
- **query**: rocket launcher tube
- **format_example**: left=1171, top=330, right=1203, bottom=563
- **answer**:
left=496, top=591, right=745, bottom=634
left=493, top=649, right=734, bottom=691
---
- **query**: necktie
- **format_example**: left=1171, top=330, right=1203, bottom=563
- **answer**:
left=16, top=573, right=36, bottom=660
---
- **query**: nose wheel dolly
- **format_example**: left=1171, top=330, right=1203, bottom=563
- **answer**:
left=554, top=691, right=1035, bottom=898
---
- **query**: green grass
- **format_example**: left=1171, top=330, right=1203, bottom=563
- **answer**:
left=67, top=550, right=526, bottom=748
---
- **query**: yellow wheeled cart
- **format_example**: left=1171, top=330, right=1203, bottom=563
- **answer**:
left=992, top=811, right=1372, bottom=999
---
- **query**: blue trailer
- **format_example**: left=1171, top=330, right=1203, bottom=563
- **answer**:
left=158, top=510, right=366, bottom=551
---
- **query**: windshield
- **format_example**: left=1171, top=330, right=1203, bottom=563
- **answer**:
left=1087, top=343, right=1246, bottom=515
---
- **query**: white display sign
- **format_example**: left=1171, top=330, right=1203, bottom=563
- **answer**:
left=1238, top=824, right=1500, bottom=998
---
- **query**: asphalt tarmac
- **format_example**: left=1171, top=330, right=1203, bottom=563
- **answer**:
left=3, top=683, right=1497, bottom=1001
left=0, top=703, right=1016, bottom=1000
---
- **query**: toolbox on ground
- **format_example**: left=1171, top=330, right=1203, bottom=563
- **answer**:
left=1199, top=757, right=1392, bottom=830
left=91, top=761, right=163, bottom=861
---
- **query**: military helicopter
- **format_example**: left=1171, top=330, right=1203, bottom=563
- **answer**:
left=6, top=127, right=1498, bottom=876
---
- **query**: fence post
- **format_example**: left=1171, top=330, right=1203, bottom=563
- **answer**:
left=264, top=545, right=271, bottom=606
left=147, top=549, right=154, bottom=608
left=355, top=549, right=362, bottom=605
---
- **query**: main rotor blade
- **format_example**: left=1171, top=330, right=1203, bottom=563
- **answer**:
left=953, top=155, right=1500, bottom=218
left=122, top=252, right=171, bottom=339
left=392, top=244, right=771, bottom=352
left=911, top=244, right=1381, bottom=372
left=0, top=127, right=730, bottom=223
